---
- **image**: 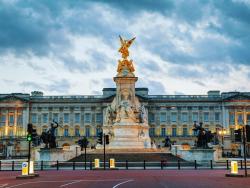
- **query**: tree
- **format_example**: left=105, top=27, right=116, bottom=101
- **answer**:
left=77, top=137, right=89, bottom=170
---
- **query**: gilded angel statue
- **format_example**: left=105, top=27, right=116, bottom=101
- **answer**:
left=118, top=35, right=136, bottom=59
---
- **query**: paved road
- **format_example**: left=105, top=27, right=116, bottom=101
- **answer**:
left=0, top=170, right=249, bottom=188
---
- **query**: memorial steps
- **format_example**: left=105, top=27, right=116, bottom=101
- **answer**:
left=68, top=151, right=195, bottom=167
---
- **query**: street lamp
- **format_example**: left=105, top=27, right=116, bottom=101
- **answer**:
left=218, top=128, right=226, bottom=156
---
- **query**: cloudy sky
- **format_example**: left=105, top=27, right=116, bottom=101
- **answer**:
left=0, top=0, right=250, bottom=96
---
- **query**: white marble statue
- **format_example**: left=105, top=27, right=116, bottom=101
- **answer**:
left=139, top=104, right=147, bottom=123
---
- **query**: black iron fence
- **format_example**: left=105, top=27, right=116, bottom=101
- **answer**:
left=0, top=160, right=249, bottom=171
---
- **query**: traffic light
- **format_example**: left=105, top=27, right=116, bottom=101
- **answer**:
left=27, top=123, right=33, bottom=134
left=234, top=129, right=242, bottom=142
left=27, top=123, right=33, bottom=142
left=97, top=132, right=103, bottom=145
left=105, top=135, right=109, bottom=145
left=246, top=125, right=250, bottom=142
left=27, top=134, right=32, bottom=141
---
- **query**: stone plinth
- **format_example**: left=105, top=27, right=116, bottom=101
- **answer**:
left=106, top=124, right=151, bottom=149
left=171, top=145, right=215, bottom=164
left=36, top=145, right=80, bottom=161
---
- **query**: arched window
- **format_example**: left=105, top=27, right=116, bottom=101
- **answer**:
left=149, top=127, right=155, bottom=137
left=182, top=125, right=188, bottom=137
left=64, top=127, right=69, bottom=137
left=172, top=126, right=177, bottom=137
left=85, top=127, right=90, bottom=137
left=75, top=127, right=80, bottom=136
left=161, top=127, right=166, bottom=137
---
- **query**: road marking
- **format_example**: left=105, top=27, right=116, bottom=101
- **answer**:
left=6, top=181, right=71, bottom=188
left=6, top=179, right=132, bottom=188
left=59, top=180, right=82, bottom=187
left=112, top=180, right=134, bottom=188
left=0, top=184, right=8, bottom=188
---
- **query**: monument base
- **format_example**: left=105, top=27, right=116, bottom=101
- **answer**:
left=102, top=124, right=152, bottom=150
left=36, top=146, right=80, bottom=161
left=171, top=145, right=215, bottom=164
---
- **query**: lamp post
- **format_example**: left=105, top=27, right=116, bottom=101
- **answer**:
left=218, top=128, right=226, bottom=156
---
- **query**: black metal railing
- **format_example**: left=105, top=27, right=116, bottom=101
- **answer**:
left=0, top=160, right=249, bottom=171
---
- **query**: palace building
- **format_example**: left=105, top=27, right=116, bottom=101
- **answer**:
left=1, top=36, right=249, bottom=157
left=0, top=89, right=250, bottom=157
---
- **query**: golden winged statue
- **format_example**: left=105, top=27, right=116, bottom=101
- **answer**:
left=118, top=35, right=136, bottom=59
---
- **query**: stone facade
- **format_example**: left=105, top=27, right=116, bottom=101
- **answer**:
left=0, top=90, right=250, bottom=157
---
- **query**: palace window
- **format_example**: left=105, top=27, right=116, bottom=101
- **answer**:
left=171, top=113, right=177, bottom=122
left=172, top=128, right=177, bottom=137
left=85, top=113, right=91, bottom=123
left=53, top=113, right=59, bottom=122
left=149, top=127, right=155, bottom=137
left=0, top=115, right=6, bottom=127
left=31, top=114, right=37, bottom=124
left=96, top=113, right=102, bottom=123
left=229, top=113, right=235, bottom=124
left=192, top=113, right=198, bottom=122
left=215, top=112, right=220, bottom=122
left=161, top=127, right=166, bottom=137
left=237, top=114, right=244, bottom=124
left=17, top=114, right=22, bottom=125
left=85, top=127, right=90, bottom=137
left=148, top=113, right=155, bottom=123
left=75, top=128, right=80, bottom=136
left=204, top=112, right=209, bottom=122
left=64, top=128, right=69, bottom=137
left=192, top=106, right=198, bottom=111
left=64, top=113, right=69, bottom=123
left=247, top=114, right=250, bottom=124
left=183, top=127, right=188, bottom=137
left=160, top=113, right=166, bottom=122
left=42, top=114, right=48, bottom=123
left=181, top=113, right=188, bottom=122
left=75, top=113, right=80, bottom=123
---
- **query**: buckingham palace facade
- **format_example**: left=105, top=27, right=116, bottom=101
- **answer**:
left=0, top=89, right=250, bottom=157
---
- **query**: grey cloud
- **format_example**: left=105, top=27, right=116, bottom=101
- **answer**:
left=174, top=91, right=185, bottom=95
left=103, top=78, right=116, bottom=88
left=147, top=80, right=166, bottom=94
left=1, top=0, right=249, bottom=67
left=47, top=79, right=70, bottom=93
left=59, top=51, right=112, bottom=73
left=19, top=79, right=70, bottom=94
left=168, top=63, right=232, bottom=81
left=92, top=90, right=102, bottom=95
left=87, top=0, right=174, bottom=15
left=193, top=80, right=206, bottom=87
left=137, top=79, right=166, bottom=94
left=168, top=66, right=203, bottom=79
left=20, top=81, right=45, bottom=91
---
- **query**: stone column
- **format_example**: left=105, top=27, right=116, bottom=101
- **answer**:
left=114, top=76, right=138, bottom=107
left=14, top=108, right=18, bottom=136
left=5, top=109, right=8, bottom=136
left=243, top=107, right=247, bottom=125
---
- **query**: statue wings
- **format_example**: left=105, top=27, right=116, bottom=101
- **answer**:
left=119, top=35, right=136, bottom=47
left=127, top=37, right=136, bottom=48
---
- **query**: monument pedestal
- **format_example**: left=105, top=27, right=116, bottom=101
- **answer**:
left=171, top=145, right=215, bottom=164
left=36, top=146, right=80, bottom=161
left=105, top=124, right=151, bottom=149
